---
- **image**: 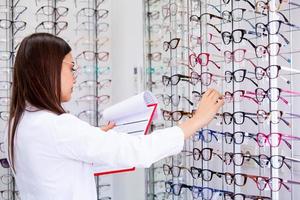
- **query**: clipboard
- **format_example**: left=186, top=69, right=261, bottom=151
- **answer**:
left=93, top=91, right=158, bottom=176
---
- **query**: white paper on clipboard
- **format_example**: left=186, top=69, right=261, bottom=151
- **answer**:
left=93, top=91, right=159, bottom=176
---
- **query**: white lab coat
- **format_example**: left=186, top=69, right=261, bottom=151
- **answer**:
left=4, top=108, right=184, bottom=200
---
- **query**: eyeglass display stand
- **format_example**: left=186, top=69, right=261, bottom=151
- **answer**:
left=144, top=0, right=300, bottom=200
left=0, top=0, right=116, bottom=199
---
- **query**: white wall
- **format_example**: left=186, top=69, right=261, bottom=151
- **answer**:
left=110, top=0, right=146, bottom=199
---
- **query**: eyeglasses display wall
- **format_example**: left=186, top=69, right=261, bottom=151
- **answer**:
left=0, top=0, right=113, bottom=199
left=144, top=0, right=300, bottom=199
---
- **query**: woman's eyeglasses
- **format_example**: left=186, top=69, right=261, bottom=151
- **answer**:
left=63, top=60, right=78, bottom=77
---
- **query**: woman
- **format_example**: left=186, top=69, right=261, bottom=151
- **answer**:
left=5, top=33, right=224, bottom=200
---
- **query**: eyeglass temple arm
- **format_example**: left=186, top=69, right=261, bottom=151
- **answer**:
left=275, top=115, right=290, bottom=127
left=207, top=4, right=221, bottom=13
left=283, top=134, right=300, bottom=141
left=284, top=160, right=292, bottom=170
left=285, top=156, right=300, bottom=163
left=281, top=138, right=292, bottom=149
left=15, top=7, right=27, bottom=20
left=182, top=96, right=194, bottom=106
left=244, top=38, right=256, bottom=49
left=240, top=93, right=259, bottom=104
left=246, top=155, right=261, bottom=166
left=181, top=150, right=193, bottom=156
left=210, top=131, right=219, bottom=141
left=243, top=0, right=255, bottom=9
left=207, top=41, right=221, bottom=52
left=287, top=179, right=300, bottom=186
left=242, top=113, right=258, bottom=125
left=279, top=33, right=290, bottom=45
left=208, top=59, right=221, bottom=69
left=207, top=23, right=221, bottom=34
left=244, top=77, right=258, bottom=87
left=281, top=181, right=291, bottom=191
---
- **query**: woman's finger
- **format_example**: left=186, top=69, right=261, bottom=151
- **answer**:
left=101, top=121, right=116, bottom=132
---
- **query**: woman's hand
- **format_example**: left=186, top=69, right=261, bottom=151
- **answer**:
left=179, top=88, right=224, bottom=139
left=100, top=121, right=116, bottom=132
left=193, top=88, right=224, bottom=127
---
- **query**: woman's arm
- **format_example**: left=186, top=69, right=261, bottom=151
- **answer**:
left=52, top=89, right=223, bottom=168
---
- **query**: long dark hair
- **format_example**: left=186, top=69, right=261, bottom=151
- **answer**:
left=8, top=33, right=72, bottom=171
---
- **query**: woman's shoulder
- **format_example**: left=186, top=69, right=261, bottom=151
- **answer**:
left=23, top=109, right=92, bottom=134
left=22, top=110, right=77, bottom=127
